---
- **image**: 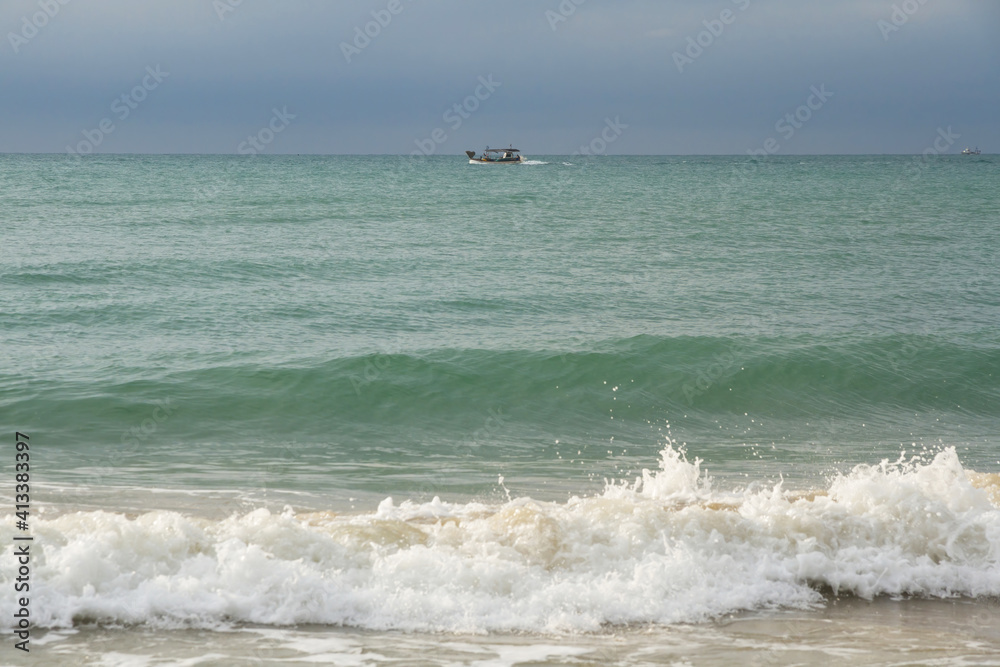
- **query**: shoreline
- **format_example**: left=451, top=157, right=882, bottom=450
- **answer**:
left=17, top=597, right=1000, bottom=666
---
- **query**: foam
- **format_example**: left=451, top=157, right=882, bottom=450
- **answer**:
left=2, top=446, right=997, bottom=633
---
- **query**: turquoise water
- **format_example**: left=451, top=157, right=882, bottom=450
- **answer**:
left=3, top=154, right=998, bottom=497
left=1, top=154, right=999, bottom=661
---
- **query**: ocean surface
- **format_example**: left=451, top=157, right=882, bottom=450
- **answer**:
left=1, top=153, right=999, bottom=665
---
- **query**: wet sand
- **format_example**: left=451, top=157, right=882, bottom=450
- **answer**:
left=14, top=596, right=1000, bottom=666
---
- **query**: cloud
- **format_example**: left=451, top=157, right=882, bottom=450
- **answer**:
left=0, top=0, right=996, bottom=154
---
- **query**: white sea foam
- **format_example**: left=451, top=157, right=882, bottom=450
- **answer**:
left=2, top=447, right=998, bottom=633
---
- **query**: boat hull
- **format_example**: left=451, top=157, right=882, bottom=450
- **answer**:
left=468, top=156, right=524, bottom=164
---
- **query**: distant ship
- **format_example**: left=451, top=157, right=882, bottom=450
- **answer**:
left=466, top=145, right=524, bottom=164
left=961, top=147, right=982, bottom=155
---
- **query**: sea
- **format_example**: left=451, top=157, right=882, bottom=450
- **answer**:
left=1, top=153, right=999, bottom=666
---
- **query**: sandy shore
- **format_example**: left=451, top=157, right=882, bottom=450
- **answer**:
left=10, top=596, right=999, bottom=666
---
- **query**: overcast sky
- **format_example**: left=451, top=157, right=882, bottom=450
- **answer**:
left=1, top=0, right=996, bottom=155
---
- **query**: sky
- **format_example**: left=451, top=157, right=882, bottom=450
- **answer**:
left=0, top=0, right=997, bottom=155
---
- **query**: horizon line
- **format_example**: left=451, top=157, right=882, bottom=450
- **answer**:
left=0, top=151, right=992, bottom=157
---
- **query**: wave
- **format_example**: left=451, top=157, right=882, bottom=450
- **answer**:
left=5, top=334, right=998, bottom=442
left=3, top=446, right=997, bottom=632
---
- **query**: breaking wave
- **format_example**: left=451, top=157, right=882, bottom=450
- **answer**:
left=3, top=446, right=998, bottom=633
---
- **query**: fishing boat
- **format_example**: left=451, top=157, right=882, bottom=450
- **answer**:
left=466, top=145, right=524, bottom=163
left=961, top=147, right=982, bottom=155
